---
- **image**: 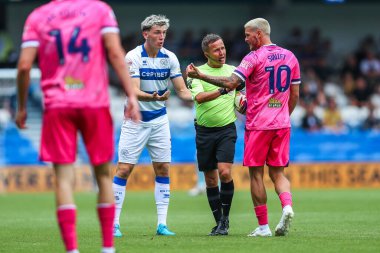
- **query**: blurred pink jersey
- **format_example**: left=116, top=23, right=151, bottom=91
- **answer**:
left=234, top=44, right=301, bottom=130
left=21, top=0, right=119, bottom=109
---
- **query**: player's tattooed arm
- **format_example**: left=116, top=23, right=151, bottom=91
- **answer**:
left=201, top=74, right=241, bottom=90
left=186, top=63, right=242, bottom=89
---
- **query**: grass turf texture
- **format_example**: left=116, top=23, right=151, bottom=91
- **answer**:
left=0, top=189, right=379, bottom=253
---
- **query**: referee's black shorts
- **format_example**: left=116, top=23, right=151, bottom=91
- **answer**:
left=195, top=122, right=237, bottom=171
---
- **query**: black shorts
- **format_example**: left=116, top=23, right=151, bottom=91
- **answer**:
left=195, top=122, right=237, bottom=171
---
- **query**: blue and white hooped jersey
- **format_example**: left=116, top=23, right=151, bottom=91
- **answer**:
left=125, top=45, right=182, bottom=123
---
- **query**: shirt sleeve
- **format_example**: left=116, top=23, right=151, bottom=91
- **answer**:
left=189, top=78, right=204, bottom=100
left=291, top=56, right=301, bottom=85
left=21, top=11, right=40, bottom=48
left=234, top=53, right=256, bottom=82
left=99, top=3, right=119, bottom=35
left=169, top=53, right=182, bottom=79
left=125, top=52, right=140, bottom=78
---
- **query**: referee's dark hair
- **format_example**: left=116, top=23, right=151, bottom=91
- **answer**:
left=201, top=34, right=222, bottom=53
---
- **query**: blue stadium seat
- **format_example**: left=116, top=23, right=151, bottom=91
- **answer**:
left=2, top=122, right=380, bottom=165
left=1, top=124, right=43, bottom=165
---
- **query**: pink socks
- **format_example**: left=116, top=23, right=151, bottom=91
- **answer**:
left=253, top=193, right=292, bottom=227
left=57, top=203, right=115, bottom=252
left=254, top=205, right=268, bottom=225
left=279, top=192, right=293, bottom=209
left=97, top=203, right=115, bottom=248
left=57, top=205, right=78, bottom=252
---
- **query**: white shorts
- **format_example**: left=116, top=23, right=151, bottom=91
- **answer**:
left=118, top=116, right=171, bottom=164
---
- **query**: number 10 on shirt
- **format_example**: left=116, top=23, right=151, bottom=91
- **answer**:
left=265, top=64, right=291, bottom=94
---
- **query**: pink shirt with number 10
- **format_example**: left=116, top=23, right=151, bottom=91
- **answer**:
left=234, top=44, right=301, bottom=131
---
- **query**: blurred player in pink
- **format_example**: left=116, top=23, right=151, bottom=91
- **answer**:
left=16, top=1, right=140, bottom=252
left=187, top=18, right=300, bottom=237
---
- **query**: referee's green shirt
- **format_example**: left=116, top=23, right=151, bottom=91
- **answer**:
left=190, top=63, right=237, bottom=127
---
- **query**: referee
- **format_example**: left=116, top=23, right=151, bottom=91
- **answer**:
left=188, top=34, right=241, bottom=236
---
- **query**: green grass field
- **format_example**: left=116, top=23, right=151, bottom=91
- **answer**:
left=1, top=189, right=380, bottom=253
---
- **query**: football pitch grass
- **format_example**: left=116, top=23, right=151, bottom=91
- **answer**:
left=1, top=189, right=379, bottom=253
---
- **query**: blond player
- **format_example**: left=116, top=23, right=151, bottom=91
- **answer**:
left=112, top=14, right=192, bottom=237
left=187, top=18, right=300, bottom=237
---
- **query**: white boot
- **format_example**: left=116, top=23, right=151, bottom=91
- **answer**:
left=275, top=205, right=294, bottom=236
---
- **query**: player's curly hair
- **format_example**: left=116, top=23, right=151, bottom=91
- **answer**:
left=141, top=14, right=170, bottom=31
left=245, top=18, right=271, bottom=35
left=201, top=34, right=222, bottom=53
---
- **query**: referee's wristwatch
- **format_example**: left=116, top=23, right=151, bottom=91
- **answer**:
left=218, top=88, right=228, bottom=95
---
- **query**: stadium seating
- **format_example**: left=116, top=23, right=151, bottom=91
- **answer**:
left=0, top=123, right=43, bottom=165
left=1, top=83, right=380, bottom=166
left=2, top=119, right=379, bottom=166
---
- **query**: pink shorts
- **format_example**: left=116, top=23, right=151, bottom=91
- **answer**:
left=40, top=107, right=114, bottom=165
left=243, top=128, right=290, bottom=167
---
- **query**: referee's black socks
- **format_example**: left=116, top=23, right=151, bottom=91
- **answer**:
left=220, top=180, right=234, bottom=218
left=206, top=186, right=222, bottom=223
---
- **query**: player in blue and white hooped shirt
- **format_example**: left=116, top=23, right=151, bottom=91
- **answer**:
left=112, top=14, right=192, bottom=237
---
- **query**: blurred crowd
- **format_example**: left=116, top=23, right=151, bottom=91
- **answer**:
left=1, top=26, right=380, bottom=132
left=285, top=27, right=380, bottom=133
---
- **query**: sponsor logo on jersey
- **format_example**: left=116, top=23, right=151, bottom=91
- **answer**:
left=268, top=98, right=282, bottom=108
left=64, top=76, right=84, bottom=90
left=140, top=68, right=170, bottom=80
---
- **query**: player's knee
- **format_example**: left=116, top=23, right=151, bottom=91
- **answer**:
left=219, top=169, right=232, bottom=182
left=155, top=169, right=169, bottom=177
left=205, top=176, right=218, bottom=187
left=154, top=163, right=170, bottom=177
left=218, top=168, right=232, bottom=183
left=116, top=163, right=132, bottom=179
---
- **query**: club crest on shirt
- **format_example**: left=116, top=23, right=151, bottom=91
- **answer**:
left=160, top=58, right=169, bottom=68
left=120, top=148, right=129, bottom=160
left=64, top=76, right=84, bottom=90
left=126, top=61, right=135, bottom=74
left=268, top=98, right=282, bottom=108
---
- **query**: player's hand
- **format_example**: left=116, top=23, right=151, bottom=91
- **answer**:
left=15, top=109, right=27, bottom=129
left=186, top=63, right=201, bottom=79
left=125, top=96, right=141, bottom=122
left=152, top=90, right=171, bottom=101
